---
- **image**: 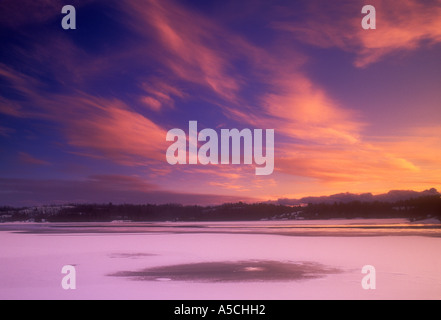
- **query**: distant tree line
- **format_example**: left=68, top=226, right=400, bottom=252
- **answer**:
left=34, top=202, right=296, bottom=222
left=0, top=195, right=440, bottom=222
left=301, top=195, right=441, bottom=220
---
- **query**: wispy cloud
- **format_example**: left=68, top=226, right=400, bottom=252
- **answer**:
left=0, top=0, right=68, bottom=28
left=0, top=126, right=14, bottom=137
left=0, top=63, right=168, bottom=166
left=140, top=78, right=186, bottom=112
left=273, top=0, right=441, bottom=67
left=58, top=96, right=168, bottom=165
left=258, top=74, right=364, bottom=144
left=120, top=0, right=265, bottom=103
left=18, top=152, right=51, bottom=166
left=0, top=97, right=24, bottom=118
left=105, top=0, right=441, bottom=192
left=277, top=142, right=420, bottom=182
left=1, top=0, right=440, bottom=204
left=356, top=0, right=441, bottom=67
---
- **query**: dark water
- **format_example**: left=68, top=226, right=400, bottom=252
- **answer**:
left=1, top=218, right=440, bottom=237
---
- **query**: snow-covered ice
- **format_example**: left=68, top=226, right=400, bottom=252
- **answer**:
left=0, top=219, right=440, bottom=300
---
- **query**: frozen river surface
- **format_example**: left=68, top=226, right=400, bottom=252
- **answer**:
left=0, top=219, right=440, bottom=300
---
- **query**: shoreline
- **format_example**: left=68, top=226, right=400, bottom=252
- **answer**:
left=0, top=218, right=440, bottom=237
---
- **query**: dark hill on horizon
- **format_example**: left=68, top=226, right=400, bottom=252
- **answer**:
left=273, top=188, right=440, bottom=206
left=1, top=188, right=440, bottom=222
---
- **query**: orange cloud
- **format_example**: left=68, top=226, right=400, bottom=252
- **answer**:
left=371, top=126, right=441, bottom=185
left=274, top=0, right=441, bottom=67
left=121, top=0, right=268, bottom=104
left=0, top=64, right=168, bottom=166
left=2, top=0, right=439, bottom=202
left=272, top=128, right=441, bottom=199
left=259, top=75, right=364, bottom=144
left=209, top=182, right=251, bottom=192
left=277, top=142, right=419, bottom=182
left=117, top=0, right=373, bottom=191
left=120, top=0, right=363, bottom=151
left=123, top=0, right=239, bottom=100
left=356, top=0, right=441, bottom=67
left=61, top=97, right=168, bottom=165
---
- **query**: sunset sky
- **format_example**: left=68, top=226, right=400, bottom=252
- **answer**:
left=1, top=0, right=441, bottom=207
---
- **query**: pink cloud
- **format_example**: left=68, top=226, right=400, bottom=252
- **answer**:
left=120, top=0, right=363, bottom=150
left=140, top=79, right=186, bottom=111
left=273, top=0, right=441, bottom=67
left=116, top=0, right=372, bottom=189
left=0, top=64, right=168, bottom=167
left=141, top=96, right=162, bottom=112
left=18, top=152, right=51, bottom=166
left=50, top=95, right=169, bottom=166
left=2, top=0, right=440, bottom=201
left=258, top=74, right=364, bottom=144
left=121, top=0, right=262, bottom=103
left=356, top=0, right=441, bottom=67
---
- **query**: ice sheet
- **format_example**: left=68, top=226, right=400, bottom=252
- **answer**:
left=0, top=220, right=440, bottom=300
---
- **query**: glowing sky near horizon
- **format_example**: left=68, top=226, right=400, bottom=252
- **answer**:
left=0, top=0, right=441, bottom=206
